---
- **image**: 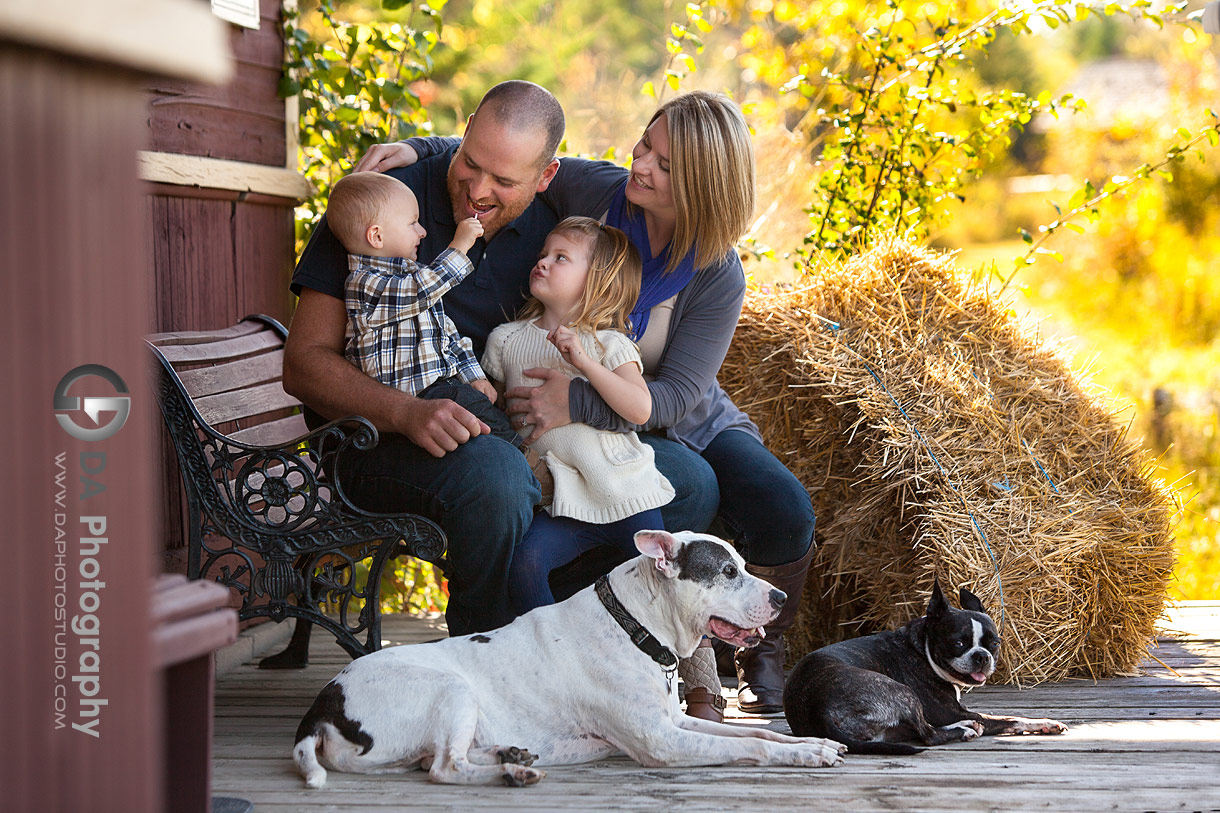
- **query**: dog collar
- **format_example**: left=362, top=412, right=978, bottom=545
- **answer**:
left=595, top=575, right=678, bottom=669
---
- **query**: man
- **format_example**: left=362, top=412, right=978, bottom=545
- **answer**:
left=287, top=81, right=714, bottom=637
left=286, top=80, right=563, bottom=635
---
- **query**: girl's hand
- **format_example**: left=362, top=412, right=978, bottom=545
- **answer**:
left=547, top=325, right=588, bottom=371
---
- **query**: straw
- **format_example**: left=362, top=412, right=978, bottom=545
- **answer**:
left=720, top=239, right=1178, bottom=685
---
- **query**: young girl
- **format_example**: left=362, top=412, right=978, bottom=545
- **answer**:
left=481, top=217, right=674, bottom=613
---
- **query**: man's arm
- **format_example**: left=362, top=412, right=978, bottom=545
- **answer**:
left=283, top=288, right=490, bottom=457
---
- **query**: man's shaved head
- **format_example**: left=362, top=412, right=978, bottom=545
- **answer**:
left=472, top=80, right=565, bottom=169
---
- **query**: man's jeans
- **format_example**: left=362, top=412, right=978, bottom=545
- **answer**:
left=335, top=401, right=727, bottom=635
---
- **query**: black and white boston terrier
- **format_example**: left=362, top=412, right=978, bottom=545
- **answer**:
left=783, top=579, right=1067, bottom=754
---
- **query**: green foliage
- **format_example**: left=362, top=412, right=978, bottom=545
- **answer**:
left=742, top=0, right=1203, bottom=269
left=380, top=558, right=449, bottom=614
left=281, top=0, right=445, bottom=248
left=642, top=1, right=717, bottom=100
left=1000, top=109, right=1220, bottom=293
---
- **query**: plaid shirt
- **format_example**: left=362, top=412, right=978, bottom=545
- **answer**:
left=344, top=249, right=485, bottom=395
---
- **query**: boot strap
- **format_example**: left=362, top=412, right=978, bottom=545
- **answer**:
left=684, top=687, right=727, bottom=711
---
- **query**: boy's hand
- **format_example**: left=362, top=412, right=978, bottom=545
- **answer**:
left=547, top=325, right=588, bottom=370
left=471, top=378, right=497, bottom=402
left=450, top=217, right=485, bottom=254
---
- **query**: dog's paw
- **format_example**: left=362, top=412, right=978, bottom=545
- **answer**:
left=946, top=720, right=984, bottom=740
left=501, top=765, right=545, bottom=787
left=794, top=736, right=849, bottom=756
left=793, top=739, right=846, bottom=768
left=498, top=746, right=539, bottom=766
left=1022, top=718, right=1068, bottom=735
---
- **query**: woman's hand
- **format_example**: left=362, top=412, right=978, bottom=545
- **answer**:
left=505, top=367, right=572, bottom=444
left=353, top=142, right=419, bottom=174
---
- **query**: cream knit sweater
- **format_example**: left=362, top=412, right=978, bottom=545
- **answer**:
left=482, top=319, right=675, bottom=523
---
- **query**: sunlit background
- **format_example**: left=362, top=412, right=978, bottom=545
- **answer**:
left=291, top=0, right=1220, bottom=604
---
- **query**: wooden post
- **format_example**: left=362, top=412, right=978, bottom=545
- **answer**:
left=0, top=3, right=230, bottom=811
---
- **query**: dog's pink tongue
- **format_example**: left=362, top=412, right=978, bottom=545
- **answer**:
left=971, top=671, right=988, bottom=684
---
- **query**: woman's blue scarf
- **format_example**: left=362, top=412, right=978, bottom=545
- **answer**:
left=604, top=181, right=697, bottom=341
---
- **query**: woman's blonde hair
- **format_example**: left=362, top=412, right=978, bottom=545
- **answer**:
left=639, top=90, right=756, bottom=274
left=519, top=217, right=643, bottom=335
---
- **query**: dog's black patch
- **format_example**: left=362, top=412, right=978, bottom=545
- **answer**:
left=470, top=634, right=491, bottom=643
left=674, top=538, right=736, bottom=586
left=295, top=681, right=374, bottom=755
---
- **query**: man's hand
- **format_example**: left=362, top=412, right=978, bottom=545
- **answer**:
left=398, top=396, right=490, bottom=458
left=352, top=142, right=419, bottom=174
left=451, top=217, right=485, bottom=254
left=504, top=367, right=572, bottom=445
left=471, top=378, right=497, bottom=402
left=547, top=325, right=589, bottom=372
left=285, top=289, right=489, bottom=459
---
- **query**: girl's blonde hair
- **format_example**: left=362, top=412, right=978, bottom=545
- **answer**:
left=637, top=90, right=756, bottom=274
left=519, top=217, right=642, bottom=335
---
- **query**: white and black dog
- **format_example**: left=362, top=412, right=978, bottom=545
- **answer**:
left=783, top=580, right=1067, bottom=754
left=293, top=530, right=846, bottom=787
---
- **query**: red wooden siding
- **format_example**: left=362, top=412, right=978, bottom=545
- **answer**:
left=145, top=0, right=287, bottom=165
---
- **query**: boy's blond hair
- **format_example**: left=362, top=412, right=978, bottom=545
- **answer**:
left=327, top=172, right=411, bottom=254
left=519, top=217, right=642, bottom=335
left=636, top=91, right=755, bottom=274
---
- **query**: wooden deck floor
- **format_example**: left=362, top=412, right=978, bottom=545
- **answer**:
left=213, top=602, right=1220, bottom=812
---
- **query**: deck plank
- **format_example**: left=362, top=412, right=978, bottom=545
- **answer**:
left=212, top=604, right=1220, bottom=811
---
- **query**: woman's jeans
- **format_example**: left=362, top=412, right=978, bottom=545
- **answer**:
left=520, top=429, right=815, bottom=619
left=643, top=429, right=814, bottom=567
left=510, top=508, right=664, bottom=614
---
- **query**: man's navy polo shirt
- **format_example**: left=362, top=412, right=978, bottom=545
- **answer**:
left=291, top=144, right=559, bottom=357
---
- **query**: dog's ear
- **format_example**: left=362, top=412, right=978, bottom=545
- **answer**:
left=959, top=587, right=986, bottom=614
left=635, top=530, right=681, bottom=579
left=926, top=577, right=948, bottom=618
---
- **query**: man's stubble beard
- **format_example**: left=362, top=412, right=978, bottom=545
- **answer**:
left=446, top=157, right=537, bottom=240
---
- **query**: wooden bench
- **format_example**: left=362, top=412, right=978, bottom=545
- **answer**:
left=147, top=315, right=447, bottom=667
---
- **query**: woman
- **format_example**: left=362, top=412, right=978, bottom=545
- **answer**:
left=357, top=91, right=816, bottom=720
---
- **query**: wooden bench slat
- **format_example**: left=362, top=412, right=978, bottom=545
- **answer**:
left=193, top=381, right=301, bottom=427
left=146, top=319, right=267, bottom=347
left=227, top=414, right=310, bottom=447
left=177, top=349, right=286, bottom=398
left=157, top=331, right=282, bottom=364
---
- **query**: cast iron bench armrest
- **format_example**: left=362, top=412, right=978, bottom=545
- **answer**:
left=147, top=315, right=446, bottom=662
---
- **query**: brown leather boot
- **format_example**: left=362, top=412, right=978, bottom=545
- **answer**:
left=734, top=543, right=816, bottom=715
left=683, top=687, right=726, bottom=722
left=680, top=638, right=724, bottom=722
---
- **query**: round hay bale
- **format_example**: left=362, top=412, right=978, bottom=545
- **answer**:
left=720, top=239, right=1177, bottom=684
